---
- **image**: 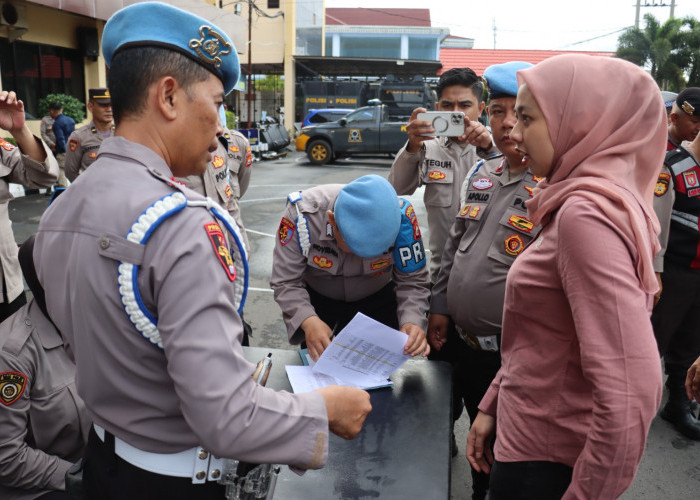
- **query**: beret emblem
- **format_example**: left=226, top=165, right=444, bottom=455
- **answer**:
left=682, top=100, right=695, bottom=115
left=189, top=26, right=231, bottom=69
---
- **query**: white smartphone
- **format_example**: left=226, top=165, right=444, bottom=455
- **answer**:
left=417, top=111, right=466, bottom=136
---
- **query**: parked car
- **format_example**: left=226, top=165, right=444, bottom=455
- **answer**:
left=301, top=108, right=353, bottom=128
left=296, top=104, right=408, bottom=165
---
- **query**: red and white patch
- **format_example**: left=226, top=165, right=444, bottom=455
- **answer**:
left=169, top=177, right=187, bottom=187
left=278, top=217, right=295, bottom=246
left=204, top=222, right=236, bottom=282
left=472, top=177, right=493, bottom=190
left=68, top=139, right=79, bottom=152
left=0, top=139, right=16, bottom=151
left=0, top=371, right=27, bottom=406
left=684, top=170, right=698, bottom=188
left=212, top=155, right=225, bottom=169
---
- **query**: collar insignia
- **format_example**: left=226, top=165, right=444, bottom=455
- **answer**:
left=190, top=26, right=231, bottom=68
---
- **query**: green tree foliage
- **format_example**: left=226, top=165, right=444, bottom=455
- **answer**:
left=38, top=93, right=86, bottom=123
left=254, top=75, right=284, bottom=91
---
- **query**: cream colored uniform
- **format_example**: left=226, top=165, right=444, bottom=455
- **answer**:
left=389, top=137, right=497, bottom=281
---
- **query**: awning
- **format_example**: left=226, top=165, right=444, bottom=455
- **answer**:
left=295, top=56, right=442, bottom=79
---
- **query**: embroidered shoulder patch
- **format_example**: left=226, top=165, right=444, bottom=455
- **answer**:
left=655, top=172, right=671, bottom=197
left=204, top=222, right=236, bottom=281
left=69, top=139, right=79, bottom=152
left=0, top=139, right=16, bottom=151
left=278, top=217, right=295, bottom=245
left=245, top=147, right=253, bottom=168
left=0, top=371, right=27, bottom=406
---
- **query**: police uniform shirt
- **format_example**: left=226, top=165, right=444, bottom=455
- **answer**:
left=431, top=155, right=541, bottom=335
left=0, top=300, right=89, bottom=500
left=175, top=128, right=253, bottom=251
left=0, top=138, right=57, bottom=304
left=388, top=137, right=497, bottom=281
left=39, top=116, right=55, bottom=150
left=270, top=184, right=431, bottom=344
left=64, top=121, right=115, bottom=182
left=34, top=136, right=328, bottom=468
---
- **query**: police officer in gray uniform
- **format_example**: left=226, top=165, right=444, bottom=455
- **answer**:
left=271, top=175, right=431, bottom=361
left=39, top=113, right=55, bottom=154
left=176, top=107, right=253, bottom=252
left=388, top=68, right=497, bottom=282
left=0, top=236, right=89, bottom=500
left=0, top=90, right=58, bottom=324
left=428, top=62, right=538, bottom=500
left=64, top=88, right=114, bottom=182
left=33, top=3, right=371, bottom=498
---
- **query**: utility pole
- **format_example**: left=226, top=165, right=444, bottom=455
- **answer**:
left=492, top=18, right=496, bottom=50
left=246, top=0, right=253, bottom=128
left=635, top=0, right=676, bottom=29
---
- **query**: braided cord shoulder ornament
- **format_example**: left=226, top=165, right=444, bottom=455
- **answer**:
left=118, top=192, right=249, bottom=349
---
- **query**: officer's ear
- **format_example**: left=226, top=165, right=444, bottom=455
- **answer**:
left=154, top=76, right=178, bottom=121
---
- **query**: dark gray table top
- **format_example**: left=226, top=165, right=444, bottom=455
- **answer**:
left=244, top=347, right=452, bottom=500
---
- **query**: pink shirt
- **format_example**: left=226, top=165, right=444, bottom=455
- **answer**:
left=480, top=197, right=662, bottom=499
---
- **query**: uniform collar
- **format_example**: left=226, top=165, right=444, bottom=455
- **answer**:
left=99, top=136, right=175, bottom=181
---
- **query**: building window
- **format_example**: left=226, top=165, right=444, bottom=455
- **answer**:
left=408, top=37, right=437, bottom=61
left=268, top=0, right=279, bottom=8
left=340, top=36, right=401, bottom=59
left=0, top=39, right=86, bottom=119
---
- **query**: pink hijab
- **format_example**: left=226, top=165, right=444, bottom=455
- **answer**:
left=520, top=54, right=666, bottom=294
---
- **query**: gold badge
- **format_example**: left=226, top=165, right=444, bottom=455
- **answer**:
left=682, top=100, right=696, bottom=115
left=1, top=371, right=27, bottom=406
left=507, top=214, right=534, bottom=233
left=504, top=234, right=525, bottom=256
left=189, top=26, right=232, bottom=68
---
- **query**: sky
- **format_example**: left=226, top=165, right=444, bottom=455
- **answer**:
left=324, top=0, right=700, bottom=52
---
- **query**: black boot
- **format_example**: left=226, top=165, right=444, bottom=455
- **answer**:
left=660, top=374, right=700, bottom=440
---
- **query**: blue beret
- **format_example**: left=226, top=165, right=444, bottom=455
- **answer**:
left=484, top=61, right=533, bottom=99
left=102, top=2, right=240, bottom=94
left=334, top=175, right=401, bottom=258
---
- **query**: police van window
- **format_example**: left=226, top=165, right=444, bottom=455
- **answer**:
left=346, top=108, right=376, bottom=123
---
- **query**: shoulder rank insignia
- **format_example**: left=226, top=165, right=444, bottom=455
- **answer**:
left=212, top=155, right=225, bottom=169
left=655, top=172, right=671, bottom=197
left=504, top=234, right=525, bottom=256
left=472, top=177, right=493, bottom=190
left=0, top=138, right=16, bottom=151
left=278, top=217, right=295, bottom=245
left=204, top=222, right=236, bottom=282
left=313, top=256, right=333, bottom=268
left=69, top=139, right=79, bottom=151
left=0, top=371, right=27, bottom=406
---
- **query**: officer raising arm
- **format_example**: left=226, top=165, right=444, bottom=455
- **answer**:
left=388, top=68, right=497, bottom=282
left=33, top=3, right=370, bottom=498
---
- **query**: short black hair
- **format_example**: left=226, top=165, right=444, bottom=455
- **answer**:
left=48, top=102, right=62, bottom=111
left=107, top=46, right=213, bottom=124
left=436, top=68, right=484, bottom=102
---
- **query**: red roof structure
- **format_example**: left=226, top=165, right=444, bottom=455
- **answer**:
left=439, top=48, right=615, bottom=76
left=326, top=8, right=431, bottom=27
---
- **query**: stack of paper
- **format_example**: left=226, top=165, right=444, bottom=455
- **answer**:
left=285, top=313, right=411, bottom=393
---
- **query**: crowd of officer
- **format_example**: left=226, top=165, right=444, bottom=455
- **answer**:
left=1, top=1, right=699, bottom=498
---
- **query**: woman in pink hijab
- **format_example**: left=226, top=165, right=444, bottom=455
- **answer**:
left=466, top=54, right=665, bottom=499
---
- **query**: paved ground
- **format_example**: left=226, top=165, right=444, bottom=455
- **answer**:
left=9, top=150, right=700, bottom=499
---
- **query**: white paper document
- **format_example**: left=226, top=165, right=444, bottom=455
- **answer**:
left=286, top=313, right=410, bottom=393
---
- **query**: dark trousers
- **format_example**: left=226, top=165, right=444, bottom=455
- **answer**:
left=296, top=282, right=399, bottom=343
left=489, top=460, right=573, bottom=500
left=83, top=427, right=226, bottom=500
left=652, top=260, right=700, bottom=378
left=452, top=326, right=502, bottom=498
left=428, top=323, right=469, bottom=422
left=0, top=290, right=26, bottom=324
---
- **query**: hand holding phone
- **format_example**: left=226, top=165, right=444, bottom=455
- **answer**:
left=417, top=111, right=466, bottom=137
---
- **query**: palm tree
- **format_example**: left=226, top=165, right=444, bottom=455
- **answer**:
left=675, top=17, right=700, bottom=87
left=617, top=13, right=688, bottom=91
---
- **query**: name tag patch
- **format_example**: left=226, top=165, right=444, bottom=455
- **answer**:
left=204, top=222, right=236, bottom=281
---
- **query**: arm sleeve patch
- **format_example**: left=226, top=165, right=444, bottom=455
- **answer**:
left=393, top=199, right=426, bottom=273
left=0, top=371, right=27, bottom=406
left=204, top=222, right=237, bottom=282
